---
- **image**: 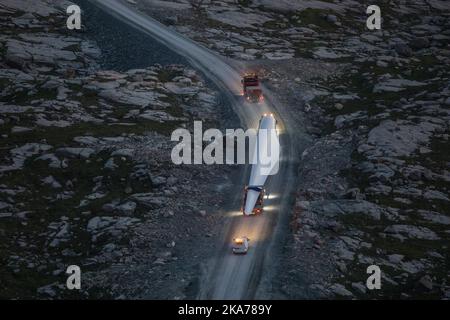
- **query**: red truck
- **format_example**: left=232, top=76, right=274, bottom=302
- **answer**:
left=241, top=73, right=263, bottom=103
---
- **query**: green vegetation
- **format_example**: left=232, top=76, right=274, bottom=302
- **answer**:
left=291, top=9, right=336, bottom=30
left=0, top=87, right=57, bottom=105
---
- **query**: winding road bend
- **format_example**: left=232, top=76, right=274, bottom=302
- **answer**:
left=90, top=0, right=299, bottom=300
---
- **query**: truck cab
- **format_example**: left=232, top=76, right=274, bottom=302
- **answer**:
left=241, top=73, right=263, bottom=103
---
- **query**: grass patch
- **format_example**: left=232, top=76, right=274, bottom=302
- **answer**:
left=292, top=9, right=336, bottom=30
left=157, top=68, right=182, bottom=82
left=0, top=87, right=57, bottom=105
left=237, top=0, right=252, bottom=7
left=64, top=43, right=81, bottom=52
left=0, top=43, right=6, bottom=58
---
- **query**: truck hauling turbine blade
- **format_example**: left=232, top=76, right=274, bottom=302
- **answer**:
left=241, top=73, right=263, bottom=103
left=242, top=113, right=279, bottom=216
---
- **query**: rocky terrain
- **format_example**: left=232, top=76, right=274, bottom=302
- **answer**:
left=0, top=0, right=236, bottom=299
left=261, top=1, right=450, bottom=299
left=131, top=0, right=450, bottom=299
left=1, top=0, right=449, bottom=300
